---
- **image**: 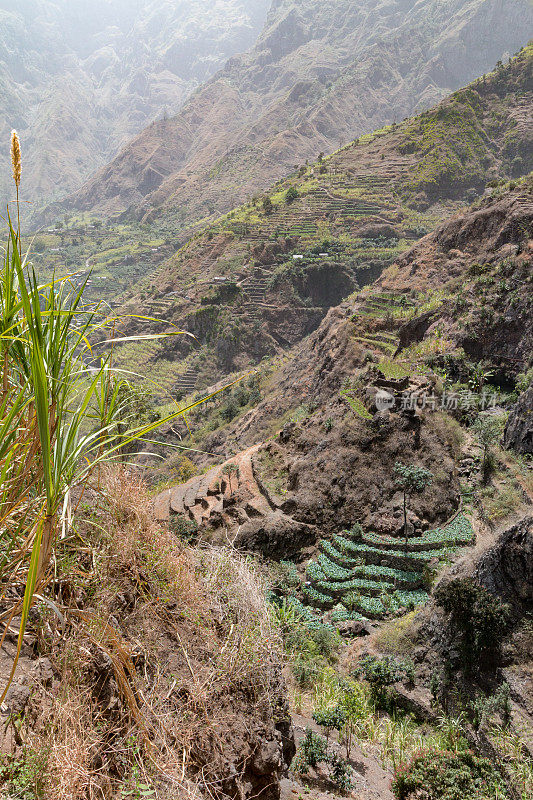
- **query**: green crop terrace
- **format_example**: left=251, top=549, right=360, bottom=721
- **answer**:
left=302, top=514, right=474, bottom=621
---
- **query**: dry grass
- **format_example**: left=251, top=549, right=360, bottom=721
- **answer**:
left=43, top=689, right=104, bottom=800
left=10, top=467, right=285, bottom=799
left=196, top=545, right=283, bottom=697
left=431, top=412, right=465, bottom=460
left=373, top=610, right=421, bottom=656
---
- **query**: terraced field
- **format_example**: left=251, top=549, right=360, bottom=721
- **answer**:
left=303, top=514, right=474, bottom=621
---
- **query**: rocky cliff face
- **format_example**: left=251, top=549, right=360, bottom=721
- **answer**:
left=63, top=0, right=533, bottom=227
left=504, top=388, right=533, bottom=454
left=475, top=517, right=533, bottom=613
left=0, top=0, right=270, bottom=211
left=378, top=179, right=533, bottom=385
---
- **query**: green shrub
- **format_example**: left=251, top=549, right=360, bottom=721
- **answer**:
left=233, top=385, right=249, bottom=406
left=392, top=748, right=508, bottom=800
left=470, top=683, right=511, bottom=731
left=270, top=561, right=301, bottom=596
left=355, top=655, right=413, bottom=707
left=312, top=706, right=346, bottom=739
left=292, top=728, right=328, bottom=773
left=434, top=578, right=510, bottom=673
left=220, top=399, right=239, bottom=421
left=262, top=196, right=273, bottom=215
left=292, top=728, right=352, bottom=791
left=328, top=752, right=352, bottom=791
left=272, top=597, right=340, bottom=687
left=516, top=366, right=533, bottom=392
left=472, top=415, right=505, bottom=483
left=285, top=186, right=299, bottom=204
left=169, top=515, right=199, bottom=541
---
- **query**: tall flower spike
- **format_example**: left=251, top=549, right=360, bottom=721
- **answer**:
left=10, top=130, right=21, bottom=188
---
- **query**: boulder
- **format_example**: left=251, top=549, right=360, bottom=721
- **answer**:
left=475, top=516, right=533, bottom=612
left=337, top=619, right=372, bottom=637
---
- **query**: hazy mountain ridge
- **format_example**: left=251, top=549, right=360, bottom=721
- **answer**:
left=0, top=0, right=270, bottom=211
left=63, top=0, right=532, bottom=230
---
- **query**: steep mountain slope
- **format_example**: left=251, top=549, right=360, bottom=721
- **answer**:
left=65, top=0, right=532, bottom=227
left=150, top=177, right=531, bottom=626
left=0, top=0, right=270, bottom=211
left=106, top=47, right=532, bottom=401
left=377, top=182, right=533, bottom=375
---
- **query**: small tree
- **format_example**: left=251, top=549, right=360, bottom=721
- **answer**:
left=262, top=196, right=273, bottom=215
left=285, top=186, right=299, bottom=204
left=355, top=655, right=410, bottom=709
left=312, top=706, right=346, bottom=745
left=472, top=414, right=504, bottom=484
left=393, top=462, right=433, bottom=550
left=222, top=462, right=240, bottom=494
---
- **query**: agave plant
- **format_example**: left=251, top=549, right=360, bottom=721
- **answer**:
left=0, top=133, right=242, bottom=700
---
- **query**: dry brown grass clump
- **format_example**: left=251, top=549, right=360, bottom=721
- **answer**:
left=5, top=467, right=286, bottom=800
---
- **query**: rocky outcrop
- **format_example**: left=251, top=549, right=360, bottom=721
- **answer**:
left=397, top=310, right=439, bottom=350
left=504, top=388, right=533, bottom=454
left=154, top=444, right=317, bottom=559
left=475, top=516, right=533, bottom=613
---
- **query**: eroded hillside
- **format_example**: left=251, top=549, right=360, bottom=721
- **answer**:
left=64, top=0, right=532, bottom=229
left=145, top=171, right=532, bottom=800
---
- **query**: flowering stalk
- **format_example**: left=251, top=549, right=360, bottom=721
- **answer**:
left=10, top=129, right=21, bottom=249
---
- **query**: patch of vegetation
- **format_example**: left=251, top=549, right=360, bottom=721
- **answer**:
left=270, top=561, right=302, bottom=597
left=472, top=414, right=506, bottom=483
left=255, top=448, right=289, bottom=497
left=470, top=683, right=511, bottom=731
left=399, top=94, right=492, bottom=197
left=373, top=611, right=421, bottom=656
left=303, top=513, right=473, bottom=620
left=340, top=389, right=372, bottom=419
left=516, top=366, right=533, bottom=392
left=434, top=578, right=510, bottom=673
left=354, top=655, right=414, bottom=708
left=169, top=515, right=199, bottom=541
left=392, top=748, right=508, bottom=800
left=377, top=358, right=410, bottom=379
left=479, top=479, right=523, bottom=522
left=271, top=597, right=341, bottom=688
left=0, top=747, right=50, bottom=800
left=285, top=186, right=300, bottom=204
left=291, top=728, right=353, bottom=791
left=489, top=726, right=533, bottom=798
